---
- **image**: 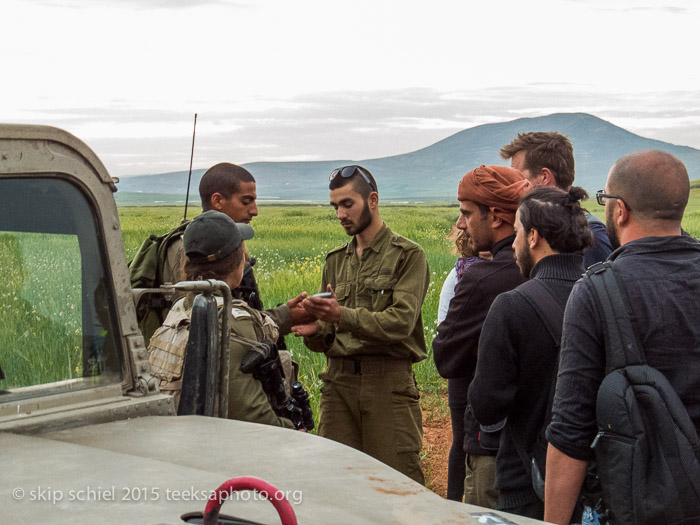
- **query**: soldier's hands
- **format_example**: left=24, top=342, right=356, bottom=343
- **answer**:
left=292, top=321, right=318, bottom=337
left=287, top=292, right=316, bottom=324
left=302, top=285, right=341, bottom=324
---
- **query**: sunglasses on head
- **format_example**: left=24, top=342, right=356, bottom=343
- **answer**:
left=329, top=165, right=377, bottom=192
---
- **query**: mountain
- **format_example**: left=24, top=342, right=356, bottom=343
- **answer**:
left=115, top=113, right=700, bottom=203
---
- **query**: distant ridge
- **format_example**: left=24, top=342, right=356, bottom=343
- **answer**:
left=116, top=113, right=700, bottom=204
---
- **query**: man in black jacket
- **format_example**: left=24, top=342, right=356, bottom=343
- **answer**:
left=544, top=150, right=700, bottom=524
left=468, top=186, right=593, bottom=519
left=432, top=164, right=531, bottom=508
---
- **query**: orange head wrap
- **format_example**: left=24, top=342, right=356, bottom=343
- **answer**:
left=458, top=165, right=532, bottom=225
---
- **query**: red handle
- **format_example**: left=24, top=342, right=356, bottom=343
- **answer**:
left=203, top=476, right=298, bottom=525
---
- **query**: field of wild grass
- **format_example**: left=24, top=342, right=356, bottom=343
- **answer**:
left=120, top=203, right=463, bottom=419
left=0, top=233, right=84, bottom=388
left=118, top=195, right=700, bottom=421
left=4, top=193, right=700, bottom=416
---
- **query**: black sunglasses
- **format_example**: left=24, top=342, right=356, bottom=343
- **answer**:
left=596, top=190, right=631, bottom=210
left=329, top=165, right=377, bottom=192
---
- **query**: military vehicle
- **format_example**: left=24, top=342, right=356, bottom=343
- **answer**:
left=0, top=124, right=546, bottom=524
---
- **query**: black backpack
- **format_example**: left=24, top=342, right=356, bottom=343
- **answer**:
left=586, top=261, right=700, bottom=525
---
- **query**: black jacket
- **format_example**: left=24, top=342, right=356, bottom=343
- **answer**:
left=432, top=235, right=526, bottom=455
left=547, top=236, right=700, bottom=461
left=469, top=253, right=584, bottom=506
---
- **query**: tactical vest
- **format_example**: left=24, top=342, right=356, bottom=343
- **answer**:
left=147, top=297, right=289, bottom=411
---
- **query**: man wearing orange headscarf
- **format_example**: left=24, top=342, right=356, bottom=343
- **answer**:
left=433, top=165, right=531, bottom=508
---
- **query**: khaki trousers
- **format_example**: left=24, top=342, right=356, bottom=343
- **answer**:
left=318, top=356, right=425, bottom=485
left=465, top=453, right=498, bottom=509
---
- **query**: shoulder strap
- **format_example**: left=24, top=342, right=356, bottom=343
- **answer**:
left=155, top=221, right=188, bottom=284
left=511, top=279, right=566, bottom=488
left=515, top=279, right=566, bottom=344
left=583, top=261, right=646, bottom=373
left=218, top=299, right=268, bottom=349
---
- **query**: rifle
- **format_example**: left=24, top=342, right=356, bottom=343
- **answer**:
left=241, top=340, right=314, bottom=431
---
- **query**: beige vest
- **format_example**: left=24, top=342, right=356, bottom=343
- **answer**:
left=147, top=297, right=292, bottom=411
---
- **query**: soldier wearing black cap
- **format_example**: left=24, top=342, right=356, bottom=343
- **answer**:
left=148, top=211, right=295, bottom=428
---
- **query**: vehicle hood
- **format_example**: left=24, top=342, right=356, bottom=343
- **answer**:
left=3, top=415, right=544, bottom=524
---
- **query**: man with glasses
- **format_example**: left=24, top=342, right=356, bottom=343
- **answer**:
left=500, top=132, right=612, bottom=266
left=294, top=165, right=429, bottom=484
left=544, top=150, right=700, bottom=524
left=595, top=189, right=630, bottom=248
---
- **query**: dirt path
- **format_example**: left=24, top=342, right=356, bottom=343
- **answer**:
left=420, top=393, right=452, bottom=498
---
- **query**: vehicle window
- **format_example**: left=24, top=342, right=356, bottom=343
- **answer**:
left=0, top=178, right=122, bottom=400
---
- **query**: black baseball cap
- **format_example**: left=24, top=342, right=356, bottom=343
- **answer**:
left=184, top=210, right=254, bottom=264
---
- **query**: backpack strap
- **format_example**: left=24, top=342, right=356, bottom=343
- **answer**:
left=515, top=279, right=567, bottom=344
left=511, top=279, right=567, bottom=498
left=155, top=221, right=189, bottom=286
left=583, top=261, right=646, bottom=373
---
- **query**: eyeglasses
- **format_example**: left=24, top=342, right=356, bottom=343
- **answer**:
left=596, top=190, right=631, bottom=210
left=329, top=165, right=377, bottom=192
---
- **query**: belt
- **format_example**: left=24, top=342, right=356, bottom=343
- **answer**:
left=327, top=356, right=412, bottom=375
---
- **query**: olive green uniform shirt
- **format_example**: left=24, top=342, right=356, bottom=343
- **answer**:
left=304, top=224, right=429, bottom=362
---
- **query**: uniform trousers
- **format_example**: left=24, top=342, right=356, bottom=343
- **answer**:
left=318, top=356, right=424, bottom=484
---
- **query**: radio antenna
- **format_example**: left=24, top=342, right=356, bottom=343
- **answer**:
left=183, top=113, right=198, bottom=223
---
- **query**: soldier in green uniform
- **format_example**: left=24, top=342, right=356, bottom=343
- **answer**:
left=294, top=166, right=430, bottom=484
left=149, top=211, right=296, bottom=429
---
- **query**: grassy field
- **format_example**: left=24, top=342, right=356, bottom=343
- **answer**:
left=5, top=193, right=698, bottom=418
left=118, top=193, right=700, bottom=424
left=0, top=233, right=85, bottom=388
left=120, top=202, right=462, bottom=420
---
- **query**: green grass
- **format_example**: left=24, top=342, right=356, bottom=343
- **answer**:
left=0, top=233, right=83, bottom=387
left=119, top=203, right=461, bottom=421
left=7, top=193, right=700, bottom=423
left=119, top=197, right=700, bottom=425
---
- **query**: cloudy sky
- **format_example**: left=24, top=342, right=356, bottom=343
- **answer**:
left=3, top=0, right=699, bottom=176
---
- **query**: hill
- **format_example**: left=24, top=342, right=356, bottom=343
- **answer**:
left=115, top=113, right=700, bottom=203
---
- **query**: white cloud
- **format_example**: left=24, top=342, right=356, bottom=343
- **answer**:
left=2, top=0, right=699, bottom=175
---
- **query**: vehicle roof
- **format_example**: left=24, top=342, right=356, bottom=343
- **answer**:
left=0, top=124, right=112, bottom=184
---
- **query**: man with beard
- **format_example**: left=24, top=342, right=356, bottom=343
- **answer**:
left=500, top=131, right=612, bottom=267
left=544, top=150, right=700, bottom=524
left=432, top=165, right=531, bottom=507
left=467, top=186, right=593, bottom=519
left=294, top=165, right=429, bottom=484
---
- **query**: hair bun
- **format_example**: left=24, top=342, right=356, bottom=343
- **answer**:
left=567, top=186, right=589, bottom=204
